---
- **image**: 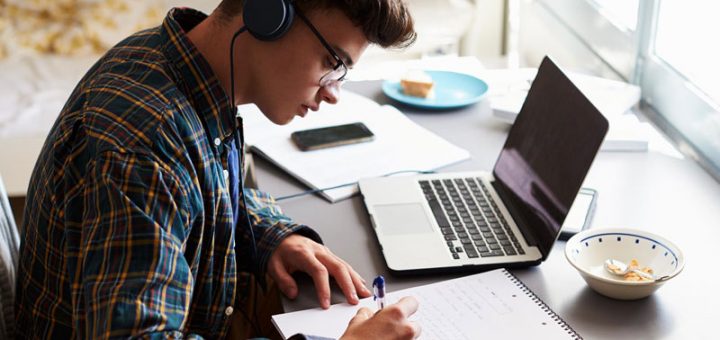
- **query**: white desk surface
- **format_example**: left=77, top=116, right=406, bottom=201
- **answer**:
left=255, top=81, right=720, bottom=339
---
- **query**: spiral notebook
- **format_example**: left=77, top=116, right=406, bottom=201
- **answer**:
left=272, top=268, right=580, bottom=339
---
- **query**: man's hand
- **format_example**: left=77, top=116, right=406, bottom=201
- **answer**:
left=340, top=296, right=421, bottom=340
left=268, top=234, right=372, bottom=309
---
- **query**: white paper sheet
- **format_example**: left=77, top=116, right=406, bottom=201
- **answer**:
left=240, top=91, right=470, bottom=202
left=272, top=268, right=578, bottom=339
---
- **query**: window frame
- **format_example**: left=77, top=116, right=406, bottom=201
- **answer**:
left=636, top=0, right=720, bottom=179
left=533, top=0, right=720, bottom=180
left=536, top=0, right=638, bottom=81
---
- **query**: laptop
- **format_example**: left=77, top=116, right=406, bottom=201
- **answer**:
left=358, top=56, right=609, bottom=274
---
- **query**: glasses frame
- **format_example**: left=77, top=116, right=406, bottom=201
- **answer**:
left=295, top=8, right=348, bottom=87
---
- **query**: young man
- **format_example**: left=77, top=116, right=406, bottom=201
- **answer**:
left=15, top=0, right=420, bottom=339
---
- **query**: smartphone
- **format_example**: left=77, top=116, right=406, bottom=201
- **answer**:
left=559, top=188, right=598, bottom=241
left=291, top=122, right=375, bottom=151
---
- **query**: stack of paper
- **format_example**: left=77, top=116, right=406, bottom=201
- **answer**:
left=240, top=91, right=470, bottom=202
left=602, top=115, right=654, bottom=152
left=484, top=68, right=641, bottom=120
left=482, top=68, right=648, bottom=152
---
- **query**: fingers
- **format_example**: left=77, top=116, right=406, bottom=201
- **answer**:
left=410, top=321, right=422, bottom=339
left=350, top=267, right=372, bottom=298
left=268, top=257, right=298, bottom=299
left=393, top=296, right=420, bottom=319
left=319, top=248, right=373, bottom=302
left=297, top=255, right=331, bottom=309
left=318, top=253, right=360, bottom=305
left=271, top=235, right=372, bottom=309
left=382, top=297, right=421, bottom=339
left=347, top=307, right=372, bottom=327
left=344, top=297, right=420, bottom=340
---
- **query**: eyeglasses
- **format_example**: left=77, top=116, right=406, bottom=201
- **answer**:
left=295, top=8, right=348, bottom=88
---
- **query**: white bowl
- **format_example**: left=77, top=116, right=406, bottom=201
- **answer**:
left=565, top=228, right=684, bottom=300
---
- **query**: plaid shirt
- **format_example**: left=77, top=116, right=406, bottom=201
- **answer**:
left=16, top=8, right=320, bottom=339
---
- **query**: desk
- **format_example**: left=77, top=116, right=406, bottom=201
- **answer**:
left=255, top=81, right=720, bottom=339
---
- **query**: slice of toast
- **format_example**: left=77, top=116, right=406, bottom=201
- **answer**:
left=400, top=70, right=434, bottom=98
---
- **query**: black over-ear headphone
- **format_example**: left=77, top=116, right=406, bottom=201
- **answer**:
left=242, top=0, right=296, bottom=41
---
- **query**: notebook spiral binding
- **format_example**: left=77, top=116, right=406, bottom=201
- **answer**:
left=502, top=269, right=583, bottom=339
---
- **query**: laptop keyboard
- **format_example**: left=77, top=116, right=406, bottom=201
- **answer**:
left=419, top=178, right=525, bottom=260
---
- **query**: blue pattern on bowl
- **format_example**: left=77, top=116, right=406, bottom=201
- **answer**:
left=568, top=232, right=679, bottom=270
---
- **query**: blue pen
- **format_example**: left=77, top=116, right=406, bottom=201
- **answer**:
left=372, top=275, right=386, bottom=310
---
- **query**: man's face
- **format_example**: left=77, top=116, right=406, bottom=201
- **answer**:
left=244, top=7, right=369, bottom=125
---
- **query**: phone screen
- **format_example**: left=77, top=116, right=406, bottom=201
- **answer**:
left=291, top=122, right=374, bottom=151
left=559, top=188, right=598, bottom=240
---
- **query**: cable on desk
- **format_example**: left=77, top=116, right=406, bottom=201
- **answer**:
left=274, top=170, right=437, bottom=201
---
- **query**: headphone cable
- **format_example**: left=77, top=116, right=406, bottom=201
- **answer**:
left=228, top=25, right=265, bottom=337
left=275, top=170, right=437, bottom=201
left=230, top=26, right=247, bottom=108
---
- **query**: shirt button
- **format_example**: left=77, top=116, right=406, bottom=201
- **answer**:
left=224, top=306, right=234, bottom=316
left=214, top=138, right=221, bottom=146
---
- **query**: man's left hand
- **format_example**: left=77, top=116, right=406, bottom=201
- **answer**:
left=268, top=234, right=372, bottom=309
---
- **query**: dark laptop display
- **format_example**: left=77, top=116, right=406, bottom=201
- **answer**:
left=493, top=57, right=609, bottom=258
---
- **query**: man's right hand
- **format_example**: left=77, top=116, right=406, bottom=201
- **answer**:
left=339, top=296, right=420, bottom=340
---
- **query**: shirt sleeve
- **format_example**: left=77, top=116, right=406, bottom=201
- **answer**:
left=80, top=151, right=201, bottom=338
left=235, top=188, right=323, bottom=275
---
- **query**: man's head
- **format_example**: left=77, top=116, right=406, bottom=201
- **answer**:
left=217, top=0, right=416, bottom=48
left=212, top=0, right=416, bottom=124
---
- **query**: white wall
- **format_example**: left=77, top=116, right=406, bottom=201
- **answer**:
left=166, top=0, right=217, bottom=14
left=461, top=0, right=507, bottom=63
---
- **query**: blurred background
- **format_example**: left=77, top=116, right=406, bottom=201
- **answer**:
left=1, top=0, right=719, bottom=213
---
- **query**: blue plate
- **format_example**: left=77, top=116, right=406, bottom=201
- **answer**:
left=382, top=71, right=488, bottom=110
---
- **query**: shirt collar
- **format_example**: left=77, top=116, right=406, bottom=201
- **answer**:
left=161, top=8, right=237, bottom=143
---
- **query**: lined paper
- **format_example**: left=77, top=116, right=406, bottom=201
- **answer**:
left=272, top=269, right=578, bottom=339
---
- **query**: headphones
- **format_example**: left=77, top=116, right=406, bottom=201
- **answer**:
left=242, top=0, right=296, bottom=41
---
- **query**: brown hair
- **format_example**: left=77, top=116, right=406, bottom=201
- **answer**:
left=216, top=0, right=416, bottom=49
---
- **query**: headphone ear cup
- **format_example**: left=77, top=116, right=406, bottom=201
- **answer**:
left=243, top=0, right=295, bottom=41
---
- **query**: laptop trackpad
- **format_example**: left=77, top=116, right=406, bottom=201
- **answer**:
left=373, top=203, right=434, bottom=235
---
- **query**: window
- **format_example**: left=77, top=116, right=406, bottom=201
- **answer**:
left=589, top=0, right=639, bottom=33
left=654, top=2, right=720, bottom=105
left=639, top=1, right=720, bottom=176
left=520, top=0, right=639, bottom=80
left=526, top=0, right=720, bottom=179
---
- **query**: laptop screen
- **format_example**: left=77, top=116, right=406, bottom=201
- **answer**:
left=492, top=57, right=608, bottom=257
